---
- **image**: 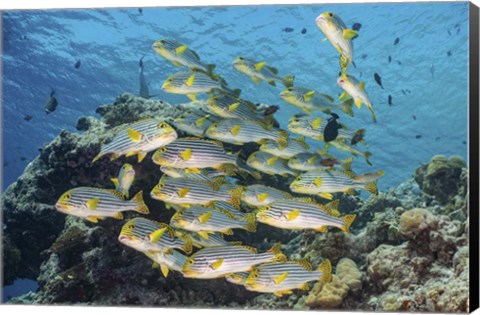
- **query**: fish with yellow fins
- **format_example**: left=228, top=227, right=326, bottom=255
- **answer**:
left=170, top=205, right=256, bottom=238
left=244, top=259, right=332, bottom=296
left=171, top=109, right=220, bottom=137
left=162, top=71, right=240, bottom=101
left=256, top=198, right=356, bottom=233
left=289, top=168, right=379, bottom=200
left=143, top=249, right=188, bottom=278
left=182, top=243, right=286, bottom=279
left=93, top=119, right=177, bottom=163
left=246, top=151, right=298, bottom=177
left=280, top=86, right=353, bottom=116
left=118, top=217, right=192, bottom=254
left=152, top=39, right=216, bottom=75
left=232, top=57, right=294, bottom=87
left=55, top=187, right=149, bottom=223
left=315, top=11, right=358, bottom=72
left=337, top=73, right=377, bottom=123
left=258, top=137, right=310, bottom=159
left=241, top=184, right=292, bottom=207
left=111, top=163, right=135, bottom=198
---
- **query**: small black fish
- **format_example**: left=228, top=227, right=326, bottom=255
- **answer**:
left=374, top=73, right=384, bottom=89
left=282, top=27, right=294, bottom=33
left=462, top=140, right=466, bottom=145
left=415, top=135, right=422, bottom=139
left=138, top=8, right=143, bottom=14
left=361, top=54, right=368, bottom=60
left=456, top=27, right=460, bottom=35
left=447, top=50, right=452, bottom=57
left=324, top=113, right=340, bottom=143
left=3, top=161, right=9, bottom=167
left=435, top=137, right=441, bottom=141
left=394, top=37, right=400, bottom=45
left=352, top=61, right=357, bottom=68
left=455, top=23, right=460, bottom=29
left=264, top=105, right=279, bottom=115
left=351, top=129, right=365, bottom=145
left=430, top=64, right=434, bottom=78
left=405, top=89, right=412, bottom=94
left=401, top=89, right=407, bottom=95
left=74, top=60, right=81, bottom=69
left=301, top=28, right=307, bottom=34
left=388, top=55, right=391, bottom=63
left=23, top=114, right=33, bottom=121
left=388, top=95, right=393, bottom=106
left=20, top=156, right=27, bottom=161
left=352, top=23, right=362, bottom=31
left=412, top=115, right=416, bottom=120
left=21, top=35, right=27, bottom=40
left=397, top=60, right=402, bottom=65
left=44, top=88, right=58, bottom=114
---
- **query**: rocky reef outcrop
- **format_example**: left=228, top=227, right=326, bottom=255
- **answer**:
left=2, top=94, right=469, bottom=312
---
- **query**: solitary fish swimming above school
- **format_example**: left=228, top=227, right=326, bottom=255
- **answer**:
left=337, top=73, right=377, bottom=123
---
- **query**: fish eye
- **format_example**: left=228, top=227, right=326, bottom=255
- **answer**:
left=287, top=88, right=292, bottom=91
left=128, top=224, right=135, bottom=229
left=64, top=194, right=71, bottom=199
left=329, top=12, right=333, bottom=17
left=296, top=176, right=302, bottom=181
left=168, top=78, right=173, bottom=82
left=160, top=40, right=165, bottom=43
left=212, top=123, right=218, bottom=128
left=159, top=183, right=165, bottom=188
left=188, top=258, right=195, bottom=264
left=265, top=206, right=271, bottom=210
left=160, top=147, right=167, bottom=152
left=159, top=123, right=167, bottom=128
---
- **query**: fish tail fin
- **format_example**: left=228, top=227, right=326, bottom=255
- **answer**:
left=317, top=259, right=332, bottom=283
left=339, top=214, right=356, bottom=233
left=341, top=157, right=353, bottom=172
left=180, top=234, right=193, bottom=254
left=276, top=130, right=289, bottom=149
left=282, top=75, right=295, bottom=88
left=368, top=104, right=377, bottom=123
left=207, top=64, right=216, bottom=76
left=132, top=191, right=150, bottom=214
left=364, top=180, right=378, bottom=196
left=243, top=212, right=257, bottom=232
left=268, top=243, right=287, bottom=262
left=364, top=151, right=373, bottom=165
left=339, top=55, right=349, bottom=73
left=228, top=187, right=244, bottom=209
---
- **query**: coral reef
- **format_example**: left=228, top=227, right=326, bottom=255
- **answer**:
left=2, top=95, right=469, bottom=312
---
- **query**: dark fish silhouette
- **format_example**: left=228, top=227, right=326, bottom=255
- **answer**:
left=301, top=28, right=307, bottom=34
left=401, top=89, right=407, bottom=95
left=282, top=27, right=294, bottom=33
left=374, top=73, right=384, bottom=89
left=264, top=105, right=279, bottom=115
left=456, top=27, right=460, bottom=35
left=44, top=88, right=58, bottom=114
left=405, top=89, right=411, bottom=94
left=320, top=158, right=339, bottom=167
left=351, top=129, right=365, bottom=145
left=361, top=54, right=368, bottom=60
left=396, top=60, right=402, bottom=65
left=388, top=55, right=391, bottom=63
left=324, top=113, right=340, bottom=143
left=447, top=50, right=452, bottom=57
left=138, top=8, right=143, bottom=14
left=139, top=56, right=151, bottom=99
left=394, top=37, right=400, bottom=45
left=388, top=95, right=393, bottom=106
left=74, top=60, right=81, bottom=69
left=21, top=35, right=27, bottom=40
left=23, top=114, right=33, bottom=121
left=462, top=140, right=466, bottom=145
left=435, top=137, right=441, bottom=141
left=415, top=135, right=422, bottom=139
left=352, top=61, right=357, bottom=68
left=352, top=23, right=362, bottom=31
left=20, top=156, right=27, bottom=161
left=412, top=115, right=416, bottom=120
left=430, top=65, right=434, bottom=78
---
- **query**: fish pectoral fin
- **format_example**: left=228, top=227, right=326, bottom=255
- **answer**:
left=198, top=231, right=210, bottom=239
left=187, top=93, right=197, bottom=101
left=186, top=74, right=196, bottom=86
left=152, top=262, right=160, bottom=269
left=311, top=118, right=322, bottom=129
left=125, top=151, right=137, bottom=157
left=284, top=209, right=301, bottom=221
left=257, top=193, right=269, bottom=202
left=274, top=272, right=289, bottom=284
left=313, top=177, right=322, bottom=187
left=254, top=61, right=267, bottom=72
left=127, top=128, right=143, bottom=143
left=321, top=37, right=328, bottom=42
left=230, top=125, right=241, bottom=136
left=86, top=198, right=99, bottom=210
left=112, top=212, right=123, bottom=220
left=85, top=216, right=100, bottom=223
left=342, top=29, right=358, bottom=40
left=137, top=152, right=147, bottom=163
left=210, top=258, right=224, bottom=270
left=304, top=90, right=315, bottom=101
left=177, top=188, right=190, bottom=198
left=315, top=226, right=328, bottom=233
left=175, top=45, right=188, bottom=55
left=180, top=148, right=192, bottom=160
left=149, top=227, right=167, bottom=243
left=197, top=212, right=212, bottom=224
left=338, top=91, right=350, bottom=102
left=266, top=157, right=278, bottom=166
left=160, top=264, right=170, bottom=277
left=228, top=102, right=240, bottom=111
left=354, top=98, right=362, bottom=108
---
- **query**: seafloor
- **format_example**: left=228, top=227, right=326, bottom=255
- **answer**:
left=2, top=94, right=469, bottom=311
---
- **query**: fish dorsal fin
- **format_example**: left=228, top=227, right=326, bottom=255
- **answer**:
left=319, top=93, right=335, bottom=102
left=217, top=208, right=236, bottom=220
left=197, top=212, right=212, bottom=224
left=149, top=227, right=167, bottom=243
left=195, top=115, right=210, bottom=127
left=307, top=155, right=318, bottom=164
left=338, top=91, right=350, bottom=101
left=180, top=148, right=192, bottom=161
left=177, top=188, right=190, bottom=198
left=198, top=231, right=209, bottom=239
left=228, top=102, right=240, bottom=111
left=86, top=198, right=99, bottom=210
left=159, top=222, right=176, bottom=237
left=292, top=258, right=313, bottom=271
left=190, top=49, right=200, bottom=60
left=210, top=258, right=224, bottom=270
left=186, top=74, right=196, bottom=86
left=127, top=128, right=143, bottom=143
left=160, top=264, right=170, bottom=277
left=342, top=29, right=358, bottom=40
left=266, top=157, right=278, bottom=166
left=111, top=178, right=119, bottom=187
left=106, top=189, right=126, bottom=200
left=266, top=66, right=278, bottom=74
left=311, top=118, right=322, bottom=129
left=230, top=125, right=241, bottom=136
left=257, top=193, right=269, bottom=202
left=175, top=45, right=188, bottom=55
left=274, top=271, right=289, bottom=284
left=304, top=90, right=315, bottom=101
left=284, top=209, right=301, bottom=221
left=254, top=62, right=267, bottom=72
left=358, top=82, right=366, bottom=90
left=239, top=245, right=257, bottom=253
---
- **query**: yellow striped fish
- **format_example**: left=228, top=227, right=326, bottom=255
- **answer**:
left=170, top=206, right=256, bottom=238
left=244, top=259, right=332, bottom=296
left=287, top=152, right=324, bottom=171
left=241, top=184, right=292, bottom=207
left=152, top=39, right=215, bottom=74
left=232, top=57, right=294, bottom=87
left=246, top=151, right=297, bottom=177
left=143, top=249, right=188, bottom=277
left=171, top=109, right=220, bottom=137
left=162, top=71, right=239, bottom=101
left=259, top=137, right=310, bottom=159
left=150, top=176, right=243, bottom=208
left=337, top=73, right=376, bottom=123
left=152, top=138, right=238, bottom=171
left=55, top=187, right=149, bottom=223
left=118, top=217, right=192, bottom=254
left=256, top=198, right=356, bottom=233
left=182, top=243, right=286, bottom=279
left=289, top=169, right=379, bottom=200
left=204, top=118, right=288, bottom=147
left=93, top=119, right=177, bottom=163
left=174, top=230, right=234, bottom=248
left=206, top=94, right=269, bottom=122
left=159, top=166, right=225, bottom=183
left=111, top=163, right=135, bottom=198
left=226, top=272, right=250, bottom=285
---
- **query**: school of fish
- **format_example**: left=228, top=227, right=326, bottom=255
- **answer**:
left=54, top=11, right=384, bottom=297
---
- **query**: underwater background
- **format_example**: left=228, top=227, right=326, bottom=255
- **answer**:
left=1, top=1, right=471, bottom=310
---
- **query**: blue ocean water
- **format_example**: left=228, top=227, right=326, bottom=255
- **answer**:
left=0, top=1, right=470, bottom=300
